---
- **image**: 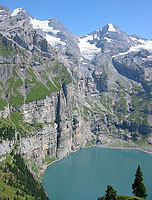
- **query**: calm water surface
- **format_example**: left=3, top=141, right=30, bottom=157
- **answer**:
left=42, top=147, right=152, bottom=200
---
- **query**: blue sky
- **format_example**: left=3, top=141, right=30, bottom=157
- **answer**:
left=1, top=0, right=152, bottom=39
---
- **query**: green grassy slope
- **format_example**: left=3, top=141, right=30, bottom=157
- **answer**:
left=0, top=152, right=49, bottom=200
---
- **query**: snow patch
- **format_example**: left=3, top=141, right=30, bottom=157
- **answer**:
left=94, top=34, right=100, bottom=40
left=112, top=39, right=152, bottom=58
left=78, top=35, right=100, bottom=60
left=104, top=37, right=113, bottom=43
left=0, top=10, right=4, bottom=13
left=129, top=37, right=152, bottom=52
left=130, top=36, right=152, bottom=48
left=129, top=40, right=152, bottom=52
left=45, top=34, right=66, bottom=46
left=30, top=17, right=59, bottom=34
left=11, top=8, right=24, bottom=16
left=84, top=35, right=94, bottom=41
left=82, top=62, right=88, bottom=65
left=130, top=37, right=146, bottom=44
left=30, top=17, right=65, bottom=47
left=108, top=24, right=116, bottom=32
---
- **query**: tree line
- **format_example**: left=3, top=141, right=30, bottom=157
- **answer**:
left=2, top=153, right=49, bottom=200
left=98, top=165, right=147, bottom=200
left=0, top=126, right=15, bottom=141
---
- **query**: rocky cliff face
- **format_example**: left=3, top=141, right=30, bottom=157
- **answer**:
left=0, top=6, right=152, bottom=177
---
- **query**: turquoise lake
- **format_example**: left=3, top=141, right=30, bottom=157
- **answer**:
left=42, top=147, right=152, bottom=200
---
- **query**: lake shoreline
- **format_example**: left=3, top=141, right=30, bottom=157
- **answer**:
left=97, top=144, right=152, bottom=155
left=44, top=139, right=152, bottom=172
left=97, top=138, right=152, bottom=154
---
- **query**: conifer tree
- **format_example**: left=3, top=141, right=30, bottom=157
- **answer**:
left=98, top=185, right=117, bottom=200
left=132, top=165, right=147, bottom=199
left=105, top=185, right=117, bottom=200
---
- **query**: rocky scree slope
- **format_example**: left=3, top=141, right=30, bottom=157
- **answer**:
left=0, top=6, right=152, bottom=178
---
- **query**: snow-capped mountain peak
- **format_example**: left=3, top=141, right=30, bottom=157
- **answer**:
left=7, top=8, right=152, bottom=61
left=108, top=24, right=116, bottom=32
left=11, top=8, right=25, bottom=16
